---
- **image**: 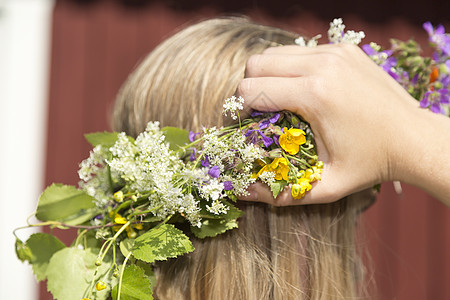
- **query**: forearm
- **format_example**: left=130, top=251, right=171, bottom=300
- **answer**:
left=392, top=107, right=450, bottom=205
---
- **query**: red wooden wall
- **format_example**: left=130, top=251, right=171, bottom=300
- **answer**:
left=42, top=0, right=450, bottom=299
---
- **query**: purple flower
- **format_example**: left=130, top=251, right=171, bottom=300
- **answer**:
left=273, top=135, right=280, bottom=146
left=245, top=129, right=273, bottom=147
left=441, top=75, right=450, bottom=87
left=201, top=156, right=209, bottom=167
left=259, top=112, right=280, bottom=129
left=223, top=181, right=233, bottom=190
left=420, top=88, right=450, bottom=114
left=362, top=44, right=375, bottom=56
left=189, top=131, right=200, bottom=142
left=251, top=111, right=264, bottom=117
left=189, top=148, right=197, bottom=161
left=423, top=22, right=450, bottom=56
left=382, top=55, right=396, bottom=72
left=208, top=165, right=220, bottom=178
left=257, top=130, right=273, bottom=148
left=269, top=113, right=280, bottom=123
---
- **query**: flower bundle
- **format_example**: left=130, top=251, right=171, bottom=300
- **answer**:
left=362, top=22, right=450, bottom=115
left=14, top=97, right=321, bottom=300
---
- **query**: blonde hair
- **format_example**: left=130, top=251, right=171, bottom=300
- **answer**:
left=113, top=17, right=374, bottom=300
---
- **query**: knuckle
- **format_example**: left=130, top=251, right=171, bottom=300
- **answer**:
left=236, top=78, right=254, bottom=97
left=245, top=54, right=262, bottom=76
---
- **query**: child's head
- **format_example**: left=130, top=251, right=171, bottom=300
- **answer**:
left=113, top=17, right=374, bottom=299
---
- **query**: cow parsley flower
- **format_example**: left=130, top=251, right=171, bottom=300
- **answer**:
left=328, top=18, right=365, bottom=45
left=223, top=96, right=244, bottom=120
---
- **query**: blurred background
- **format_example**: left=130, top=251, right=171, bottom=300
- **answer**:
left=0, top=0, right=449, bottom=299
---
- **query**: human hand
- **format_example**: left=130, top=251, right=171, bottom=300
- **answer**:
left=237, top=43, right=423, bottom=205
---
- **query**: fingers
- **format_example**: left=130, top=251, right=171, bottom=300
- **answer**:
left=261, top=44, right=339, bottom=55
left=237, top=163, right=359, bottom=206
left=245, top=53, right=318, bottom=78
left=236, top=76, right=318, bottom=124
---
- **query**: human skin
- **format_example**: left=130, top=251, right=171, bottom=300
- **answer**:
left=237, top=43, right=450, bottom=206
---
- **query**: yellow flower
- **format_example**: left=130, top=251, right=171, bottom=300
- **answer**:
left=257, top=158, right=290, bottom=181
left=111, top=212, right=143, bottom=238
left=113, top=191, right=124, bottom=202
left=95, top=281, right=107, bottom=291
left=291, top=178, right=312, bottom=199
left=279, top=127, right=306, bottom=155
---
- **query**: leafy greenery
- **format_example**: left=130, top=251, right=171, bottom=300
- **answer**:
left=15, top=238, right=33, bottom=263
left=46, top=247, right=111, bottom=300
left=25, top=233, right=66, bottom=281
left=85, top=132, right=120, bottom=148
left=132, top=224, right=194, bottom=263
left=161, top=126, right=190, bottom=151
left=191, top=218, right=239, bottom=238
left=270, top=181, right=288, bottom=199
left=35, top=184, right=97, bottom=225
left=191, top=201, right=243, bottom=238
left=111, top=265, right=154, bottom=300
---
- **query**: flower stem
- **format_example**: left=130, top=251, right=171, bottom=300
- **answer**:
left=117, top=252, right=132, bottom=300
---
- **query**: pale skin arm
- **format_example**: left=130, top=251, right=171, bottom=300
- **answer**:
left=237, top=43, right=450, bottom=206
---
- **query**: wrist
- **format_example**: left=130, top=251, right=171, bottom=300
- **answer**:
left=390, top=107, right=450, bottom=201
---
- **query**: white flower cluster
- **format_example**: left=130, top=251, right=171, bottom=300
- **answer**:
left=258, top=170, right=276, bottom=186
left=78, top=145, right=112, bottom=207
left=199, top=129, right=261, bottom=199
left=222, top=96, right=244, bottom=120
left=294, top=34, right=322, bottom=47
left=328, top=18, right=365, bottom=45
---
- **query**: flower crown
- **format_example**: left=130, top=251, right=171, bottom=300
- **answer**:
left=14, top=19, right=450, bottom=300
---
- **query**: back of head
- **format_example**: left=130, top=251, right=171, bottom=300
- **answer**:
left=113, top=17, right=373, bottom=300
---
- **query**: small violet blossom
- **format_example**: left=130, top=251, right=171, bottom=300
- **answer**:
left=423, top=22, right=450, bottom=56
left=208, top=166, right=220, bottom=178
left=245, top=129, right=273, bottom=148
left=420, top=88, right=450, bottom=114
left=259, top=113, right=280, bottom=129
left=189, top=131, right=200, bottom=142
left=223, top=181, right=233, bottom=190
left=201, top=156, right=209, bottom=167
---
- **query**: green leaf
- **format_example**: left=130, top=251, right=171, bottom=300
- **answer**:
left=161, top=127, right=189, bottom=151
left=62, top=207, right=100, bottom=226
left=270, top=181, right=288, bottom=199
left=111, top=264, right=154, bottom=300
left=191, top=218, right=239, bottom=239
left=132, top=224, right=194, bottom=263
left=46, top=247, right=111, bottom=300
left=26, top=233, right=66, bottom=281
left=36, top=184, right=97, bottom=225
left=15, top=238, right=33, bottom=263
left=197, top=199, right=243, bottom=220
left=84, top=132, right=120, bottom=148
left=191, top=200, right=243, bottom=238
left=119, top=239, right=135, bottom=257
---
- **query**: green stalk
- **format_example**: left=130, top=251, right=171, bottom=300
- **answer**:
left=117, top=252, right=132, bottom=300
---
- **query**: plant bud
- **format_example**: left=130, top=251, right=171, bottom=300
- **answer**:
left=95, top=281, right=107, bottom=291
left=290, top=115, right=301, bottom=128
left=268, top=149, right=282, bottom=158
left=114, top=191, right=124, bottom=203
left=95, top=259, right=102, bottom=266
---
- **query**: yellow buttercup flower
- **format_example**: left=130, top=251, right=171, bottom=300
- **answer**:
left=291, top=178, right=312, bottom=199
left=257, top=158, right=290, bottom=181
left=279, top=127, right=306, bottom=155
left=111, top=212, right=143, bottom=238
